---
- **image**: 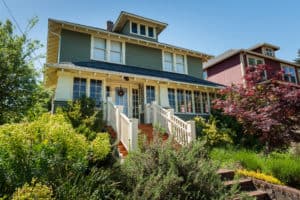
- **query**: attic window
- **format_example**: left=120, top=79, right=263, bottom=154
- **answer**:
left=131, top=22, right=138, bottom=33
left=264, top=48, right=275, bottom=57
left=148, top=27, right=154, bottom=37
left=140, top=25, right=146, bottom=35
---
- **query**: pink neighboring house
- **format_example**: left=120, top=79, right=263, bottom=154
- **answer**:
left=203, top=43, right=300, bottom=86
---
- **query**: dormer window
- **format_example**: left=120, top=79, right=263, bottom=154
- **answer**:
left=130, top=21, right=156, bottom=39
left=264, top=48, right=275, bottom=57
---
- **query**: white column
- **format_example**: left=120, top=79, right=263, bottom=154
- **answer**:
left=207, top=92, right=211, bottom=114
left=130, top=118, right=139, bottom=151
left=187, top=120, right=196, bottom=143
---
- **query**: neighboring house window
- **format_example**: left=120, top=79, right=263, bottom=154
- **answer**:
left=168, top=88, right=176, bottom=110
left=177, top=89, right=185, bottom=112
left=264, top=48, right=275, bottom=57
left=90, top=79, right=102, bottom=107
left=163, top=52, right=186, bottom=74
left=203, top=71, right=208, bottom=80
left=92, top=37, right=123, bottom=64
left=148, top=27, right=154, bottom=37
left=131, top=22, right=138, bottom=34
left=73, top=77, right=86, bottom=100
left=164, top=52, right=173, bottom=72
left=110, top=41, right=122, bottom=63
left=146, top=86, right=155, bottom=104
left=185, top=90, right=193, bottom=113
left=247, top=56, right=266, bottom=79
left=282, top=65, right=297, bottom=83
left=93, top=38, right=106, bottom=61
left=193, top=91, right=202, bottom=113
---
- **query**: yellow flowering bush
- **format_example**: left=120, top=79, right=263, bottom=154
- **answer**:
left=237, top=169, right=283, bottom=185
left=90, top=133, right=111, bottom=161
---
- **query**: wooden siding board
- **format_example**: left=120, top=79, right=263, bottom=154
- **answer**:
left=125, top=43, right=162, bottom=71
left=59, top=29, right=91, bottom=62
left=187, top=56, right=203, bottom=78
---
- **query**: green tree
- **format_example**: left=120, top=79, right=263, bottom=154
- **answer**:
left=0, top=18, right=43, bottom=124
left=295, top=49, right=300, bottom=64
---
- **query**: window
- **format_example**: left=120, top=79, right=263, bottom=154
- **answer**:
left=93, top=38, right=106, bottom=61
left=163, top=52, right=186, bottom=74
left=140, top=25, right=146, bottom=35
left=106, top=86, right=110, bottom=97
left=247, top=56, right=266, bottom=79
left=176, top=55, right=185, bottom=74
left=282, top=65, right=297, bottom=83
left=146, top=86, right=155, bottom=104
left=202, top=92, right=209, bottom=113
left=264, top=48, right=275, bottom=57
left=131, top=22, right=138, bottom=33
left=110, top=41, right=122, bottom=63
left=90, top=79, right=102, bottom=107
left=132, top=89, right=139, bottom=118
left=185, top=90, right=193, bottom=113
left=163, top=52, right=173, bottom=72
left=92, top=38, right=123, bottom=64
left=194, top=91, right=202, bottom=113
left=148, top=27, right=154, bottom=37
left=73, top=78, right=86, bottom=100
left=203, top=71, right=208, bottom=80
left=168, top=88, right=176, bottom=110
left=177, top=89, right=185, bottom=112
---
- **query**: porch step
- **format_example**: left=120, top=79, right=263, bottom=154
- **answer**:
left=106, top=126, right=128, bottom=158
left=138, top=124, right=169, bottom=142
left=218, top=169, right=271, bottom=200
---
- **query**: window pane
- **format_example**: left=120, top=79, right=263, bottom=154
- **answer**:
left=164, top=52, right=172, bottom=62
left=176, top=63, right=185, bottom=74
left=168, top=88, right=175, bottom=110
left=194, top=91, right=202, bottom=113
left=177, top=89, right=185, bottom=112
left=73, top=78, right=86, bottom=100
left=148, top=27, right=154, bottom=37
left=94, top=38, right=106, bottom=49
left=256, top=59, right=263, bottom=65
left=110, top=52, right=121, bottom=63
left=186, top=90, right=193, bottom=113
left=164, top=62, right=173, bottom=72
left=111, top=41, right=121, bottom=52
left=140, top=25, right=146, bottom=35
left=131, top=22, right=137, bottom=33
left=176, top=55, right=184, bottom=64
left=146, top=86, right=155, bottom=104
left=248, top=58, right=255, bottom=66
left=93, top=49, right=105, bottom=61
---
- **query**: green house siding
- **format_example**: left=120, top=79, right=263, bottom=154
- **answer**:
left=59, top=29, right=91, bottom=62
left=126, top=43, right=162, bottom=71
left=187, top=56, right=203, bottom=78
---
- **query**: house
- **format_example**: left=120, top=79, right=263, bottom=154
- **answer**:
left=44, top=11, right=223, bottom=151
left=203, top=43, right=300, bottom=86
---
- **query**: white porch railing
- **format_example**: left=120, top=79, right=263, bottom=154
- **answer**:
left=106, top=97, right=138, bottom=152
left=149, top=101, right=196, bottom=146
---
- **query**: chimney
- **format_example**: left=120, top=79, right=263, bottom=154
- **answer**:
left=107, top=20, right=114, bottom=32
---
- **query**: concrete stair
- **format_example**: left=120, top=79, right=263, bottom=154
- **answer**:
left=217, top=169, right=271, bottom=200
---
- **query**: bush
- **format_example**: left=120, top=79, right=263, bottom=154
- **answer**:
left=0, top=113, right=89, bottom=196
left=195, top=116, right=232, bottom=147
left=90, top=133, right=111, bottom=162
left=237, top=169, right=283, bottom=185
left=55, top=168, right=124, bottom=200
left=12, top=179, right=54, bottom=200
left=120, top=139, right=242, bottom=200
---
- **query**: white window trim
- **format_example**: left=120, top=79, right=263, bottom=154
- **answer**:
left=129, top=21, right=157, bottom=39
left=280, top=64, right=298, bottom=84
left=246, top=55, right=267, bottom=79
left=263, top=47, right=275, bottom=57
left=91, top=36, right=126, bottom=65
left=162, top=50, right=188, bottom=74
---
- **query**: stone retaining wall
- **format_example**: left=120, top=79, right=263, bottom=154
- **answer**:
left=253, top=178, right=300, bottom=200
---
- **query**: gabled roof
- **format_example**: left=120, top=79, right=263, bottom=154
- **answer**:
left=113, top=11, right=168, bottom=35
left=50, top=60, right=223, bottom=88
left=248, top=43, right=280, bottom=51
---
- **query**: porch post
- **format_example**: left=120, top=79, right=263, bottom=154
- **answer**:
left=107, top=97, right=112, bottom=124
left=116, top=105, right=123, bottom=139
left=187, top=120, right=196, bottom=143
left=130, top=118, right=139, bottom=151
left=166, top=108, right=174, bottom=135
left=152, top=101, right=157, bottom=125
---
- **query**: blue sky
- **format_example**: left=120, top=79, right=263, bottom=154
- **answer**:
left=1, top=0, right=299, bottom=70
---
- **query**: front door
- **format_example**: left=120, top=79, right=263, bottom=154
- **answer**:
left=115, top=87, right=128, bottom=115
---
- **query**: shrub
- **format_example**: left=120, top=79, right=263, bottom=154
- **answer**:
left=195, top=116, right=232, bottom=147
left=12, top=179, right=54, bottom=200
left=0, top=113, right=89, bottom=196
left=55, top=168, right=124, bottom=200
left=236, top=169, right=283, bottom=185
left=90, top=133, right=111, bottom=162
left=121, top=139, right=242, bottom=200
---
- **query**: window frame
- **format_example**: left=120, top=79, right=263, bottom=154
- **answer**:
left=73, top=77, right=87, bottom=100
left=90, top=79, right=102, bottom=107
left=91, top=36, right=125, bottom=64
left=145, top=85, right=156, bottom=104
left=162, top=51, right=188, bottom=74
left=263, top=47, right=275, bottom=57
left=246, top=55, right=267, bottom=79
left=281, top=64, right=298, bottom=84
left=129, top=21, right=157, bottom=39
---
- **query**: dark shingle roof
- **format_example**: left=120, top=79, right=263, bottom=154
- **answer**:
left=72, top=60, right=223, bottom=88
